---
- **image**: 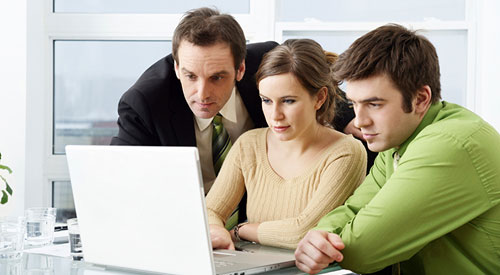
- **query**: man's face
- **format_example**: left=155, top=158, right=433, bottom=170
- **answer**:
left=345, top=74, right=422, bottom=152
left=174, top=40, right=245, bottom=119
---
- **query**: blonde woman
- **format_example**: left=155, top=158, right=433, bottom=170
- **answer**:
left=206, top=39, right=366, bottom=250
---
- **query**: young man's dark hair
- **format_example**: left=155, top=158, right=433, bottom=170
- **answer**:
left=333, top=24, right=441, bottom=112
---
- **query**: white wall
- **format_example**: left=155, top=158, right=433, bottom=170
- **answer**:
left=476, top=0, right=500, bottom=131
left=0, top=0, right=27, bottom=217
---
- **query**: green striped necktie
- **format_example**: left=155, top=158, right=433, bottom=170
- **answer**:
left=211, top=114, right=238, bottom=230
left=212, top=113, right=232, bottom=176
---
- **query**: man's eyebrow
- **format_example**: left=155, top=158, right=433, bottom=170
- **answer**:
left=348, top=97, right=386, bottom=103
left=259, top=94, right=298, bottom=99
left=180, top=68, right=194, bottom=74
left=211, top=70, right=230, bottom=76
left=180, top=68, right=230, bottom=76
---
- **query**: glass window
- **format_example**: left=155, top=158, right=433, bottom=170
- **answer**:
left=54, top=0, right=249, bottom=14
left=52, top=181, right=76, bottom=223
left=53, top=40, right=171, bottom=154
left=282, top=29, right=467, bottom=106
left=277, top=0, right=465, bottom=22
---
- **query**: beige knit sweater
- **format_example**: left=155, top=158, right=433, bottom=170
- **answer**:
left=206, top=128, right=367, bottom=249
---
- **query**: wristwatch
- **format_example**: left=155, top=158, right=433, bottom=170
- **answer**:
left=234, top=222, right=248, bottom=242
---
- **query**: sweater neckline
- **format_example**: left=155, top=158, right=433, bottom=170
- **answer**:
left=259, top=128, right=342, bottom=182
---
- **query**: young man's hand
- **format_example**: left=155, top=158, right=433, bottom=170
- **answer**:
left=209, top=224, right=235, bottom=250
left=295, top=230, right=345, bottom=274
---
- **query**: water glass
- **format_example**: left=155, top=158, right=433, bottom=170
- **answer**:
left=0, top=216, right=26, bottom=260
left=24, top=207, right=57, bottom=246
left=67, top=218, right=83, bottom=260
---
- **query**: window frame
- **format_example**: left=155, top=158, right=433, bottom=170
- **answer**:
left=274, top=1, right=477, bottom=110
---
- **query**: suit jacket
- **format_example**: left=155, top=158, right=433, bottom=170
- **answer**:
left=111, top=41, right=278, bottom=147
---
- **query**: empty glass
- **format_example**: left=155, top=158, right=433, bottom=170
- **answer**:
left=0, top=216, right=26, bottom=260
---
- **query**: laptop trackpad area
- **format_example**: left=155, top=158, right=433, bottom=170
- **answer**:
left=213, top=249, right=295, bottom=275
left=213, top=251, right=255, bottom=273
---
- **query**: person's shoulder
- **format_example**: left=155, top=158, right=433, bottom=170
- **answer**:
left=238, top=128, right=267, bottom=143
left=230, top=128, right=267, bottom=163
left=317, top=131, right=367, bottom=165
left=246, top=41, right=279, bottom=55
left=244, top=42, right=279, bottom=73
left=121, top=54, right=182, bottom=106
left=133, top=54, right=177, bottom=90
left=333, top=132, right=366, bottom=153
left=423, top=102, right=493, bottom=143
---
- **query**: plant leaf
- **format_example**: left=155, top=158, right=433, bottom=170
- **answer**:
left=6, top=182, right=13, bottom=195
left=1, top=190, right=7, bottom=204
left=0, top=164, right=12, bottom=173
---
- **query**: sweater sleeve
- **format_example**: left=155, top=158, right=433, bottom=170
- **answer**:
left=205, top=138, right=246, bottom=227
left=257, top=138, right=367, bottom=249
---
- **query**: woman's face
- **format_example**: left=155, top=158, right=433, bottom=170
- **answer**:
left=259, top=73, right=324, bottom=141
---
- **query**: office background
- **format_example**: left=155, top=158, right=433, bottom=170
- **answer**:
left=1, top=0, right=499, bottom=218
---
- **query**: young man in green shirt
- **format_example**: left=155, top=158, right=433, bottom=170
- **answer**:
left=294, top=24, right=500, bottom=274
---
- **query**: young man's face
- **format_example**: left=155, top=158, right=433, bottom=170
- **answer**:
left=174, top=40, right=245, bottom=119
left=345, top=74, right=422, bottom=152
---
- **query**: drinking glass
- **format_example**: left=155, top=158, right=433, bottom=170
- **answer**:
left=67, top=218, right=83, bottom=260
left=0, top=216, right=26, bottom=260
left=25, top=207, right=57, bottom=246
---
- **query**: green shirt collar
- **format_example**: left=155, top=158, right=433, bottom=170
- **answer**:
left=393, top=101, right=443, bottom=157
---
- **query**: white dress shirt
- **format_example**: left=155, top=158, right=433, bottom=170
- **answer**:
left=194, top=87, right=255, bottom=193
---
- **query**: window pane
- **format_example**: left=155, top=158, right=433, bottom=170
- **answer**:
left=52, top=181, right=76, bottom=223
left=283, top=29, right=467, bottom=106
left=54, top=0, right=249, bottom=14
left=53, top=40, right=171, bottom=154
left=277, top=0, right=465, bottom=22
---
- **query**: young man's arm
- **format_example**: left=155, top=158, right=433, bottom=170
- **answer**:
left=323, top=133, right=492, bottom=273
left=295, top=152, right=386, bottom=274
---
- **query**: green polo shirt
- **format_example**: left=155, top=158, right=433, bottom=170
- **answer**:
left=315, top=101, right=500, bottom=274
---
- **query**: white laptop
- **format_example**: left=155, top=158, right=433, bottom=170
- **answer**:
left=66, top=145, right=295, bottom=275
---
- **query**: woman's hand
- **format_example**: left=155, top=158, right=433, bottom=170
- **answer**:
left=210, top=224, right=235, bottom=250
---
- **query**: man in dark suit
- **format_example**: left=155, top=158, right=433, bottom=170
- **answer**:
left=111, top=7, right=372, bottom=223
left=110, top=8, right=278, bottom=191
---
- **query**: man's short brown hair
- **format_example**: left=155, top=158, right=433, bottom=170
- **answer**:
left=333, top=24, right=441, bottom=112
left=172, top=7, right=246, bottom=71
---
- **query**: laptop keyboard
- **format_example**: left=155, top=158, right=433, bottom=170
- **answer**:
left=214, top=260, right=235, bottom=268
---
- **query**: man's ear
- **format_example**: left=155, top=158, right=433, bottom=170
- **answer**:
left=315, top=87, right=328, bottom=110
left=414, top=85, right=432, bottom=116
left=235, top=61, right=246, bottom=82
left=174, top=60, right=180, bottom=79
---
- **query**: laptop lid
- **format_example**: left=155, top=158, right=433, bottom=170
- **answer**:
left=66, top=145, right=295, bottom=275
left=66, top=145, right=216, bottom=274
